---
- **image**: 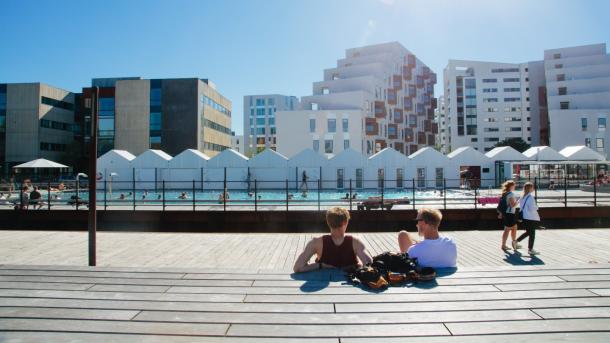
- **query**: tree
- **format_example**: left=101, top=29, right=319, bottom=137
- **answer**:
left=494, top=137, right=531, bottom=152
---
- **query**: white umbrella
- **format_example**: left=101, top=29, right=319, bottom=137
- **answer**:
left=12, top=158, right=69, bottom=169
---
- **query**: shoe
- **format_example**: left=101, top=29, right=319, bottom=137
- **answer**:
left=528, top=249, right=540, bottom=256
left=501, top=245, right=510, bottom=251
left=511, top=241, right=520, bottom=250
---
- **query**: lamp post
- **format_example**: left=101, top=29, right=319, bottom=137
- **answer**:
left=88, top=87, right=99, bottom=267
left=108, top=172, right=118, bottom=200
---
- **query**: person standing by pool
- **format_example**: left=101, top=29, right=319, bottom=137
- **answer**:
left=293, top=207, right=372, bottom=273
left=499, top=180, right=521, bottom=251
left=515, top=182, right=540, bottom=255
left=300, top=171, right=308, bottom=191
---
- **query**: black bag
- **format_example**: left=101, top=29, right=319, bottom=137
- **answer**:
left=496, top=193, right=507, bottom=214
left=372, top=252, right=417, bottom=274
left=348, top=265, right=388, bottom=289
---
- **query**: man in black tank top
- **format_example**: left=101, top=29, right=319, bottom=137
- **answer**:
left=293, top=207, right=373, bottom=273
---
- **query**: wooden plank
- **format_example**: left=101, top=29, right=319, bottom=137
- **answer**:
left=342, top=332, right=610, bottom=343
left=590, top=289, right=610, bottom=296
left=533, top=307, right=610, bottom=319
left=560, top=275, right=610, bottom=282
left=336, top=296, right=610, bottom=313
left=446, top=318, right=610, bottom=335
left=0, top=307, right=138, bottom=320
left=227, top=323, right=450, bottom=337
left=134, top=309, right=539, bottom=324
left=497, top=281, right=610, bottom=291
left=166, top=284, right=499, bottom=295
left=0, top=289, right=245, bottom=303
left=0, top=269, right=185, bottom=279
left=0, top=318, right=229, bottom=336
left=0, top=281, right=94, bottom=291
left=0, top=297, right=335, bottom=313
left=244, top=289, right=597, bottom=303
left=0, top=275, right=254, bottom=287
left=87, top=284, right=170, bottom=293
left=0, top=332, right=339, bottom=343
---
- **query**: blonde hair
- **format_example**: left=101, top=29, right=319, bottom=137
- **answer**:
left=501, top=180, right=516, bottom=196
left=522, top=182, right=534, bottom=197
left=326, top=207, right=350, bottom=229
left=417, top=208, right=442, bottom=228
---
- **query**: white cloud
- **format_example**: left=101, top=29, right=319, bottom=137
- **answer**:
left=359, top=19, right=377, bottom=46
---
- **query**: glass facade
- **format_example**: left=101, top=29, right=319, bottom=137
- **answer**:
left=98, top=96, right=115, bottom=155
left=149, top=80, right=162, bottom=149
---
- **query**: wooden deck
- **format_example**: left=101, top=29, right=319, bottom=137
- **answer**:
left=1, top=230, right=610, bottom=341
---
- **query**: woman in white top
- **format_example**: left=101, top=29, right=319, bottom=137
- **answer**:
left=516, top=182, right=540, bottom=255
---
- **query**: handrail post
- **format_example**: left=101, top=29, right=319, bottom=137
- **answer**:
left=412, top=178, right=415, bottom=210
left=162, top=180, right=166, bottom=211
left=443, top=178, right=447, bottom=210
left=47, top=181, right=51, bottom=211
left=381, top=176, right=385, bottom=210
left=193, top=180, right=196, bottom=211
left=223, top=168, right=227, bottom=212
left=254, top=179, right=258, bottom=212
left=534, top=177, right=538, bottom=199
left=75, top=180, right=79, bottom=211
left=564, top=174, right=568, bottom=207
left=349, top=178, right=352, bottom=211
left=104, top=179, right=107, bottom=210
left=474, top=184, right=478, bottom=209
left=132, top=174, right=136, bottom=211
left=286, top=179, right=289, bottom=212
left=318, top=178, right=321, bottom=211
left=593, top=175, right=597, bottom=207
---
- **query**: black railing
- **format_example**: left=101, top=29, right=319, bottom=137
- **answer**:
left=2, top=176, right=609, bottom=212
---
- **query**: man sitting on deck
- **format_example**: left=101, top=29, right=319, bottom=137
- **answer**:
left=398, top=208, right=457, bottom=268
left=293, top=207, right=373, bottom=273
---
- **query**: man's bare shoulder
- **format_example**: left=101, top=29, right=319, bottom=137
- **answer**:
left=350, top=236, right=367, bottom=249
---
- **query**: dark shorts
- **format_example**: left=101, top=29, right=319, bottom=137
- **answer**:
left=503, top=213, right=517, bottom=227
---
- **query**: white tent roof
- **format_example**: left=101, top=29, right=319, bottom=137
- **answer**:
left=287, top=149, right=328, bottom=167
left=98, top=150, right=136, bottom=167
left=559, top=146, right=605, bottom=161
left=485, top=146, right=525, bottom=161
left=368, top=147, right=408, bottom=166
left=328, top=148, right=368, bottom=167
left=409, top=147, right=448, bottom=162
left=13, top=158, right=69, bottom=169
left=207, top=148, right=249, bottom=168
left=131, top=149, right=172, bottom=168
left=168, top=149, right=209, bottom=168
left=447, top=146, right=489, bottom=160
left=249, top=149, right=288, bottom=168
left=523, top=146, right=566, bottom=161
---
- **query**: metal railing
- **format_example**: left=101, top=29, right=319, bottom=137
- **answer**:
left=2, top=175, right=609, bottom=211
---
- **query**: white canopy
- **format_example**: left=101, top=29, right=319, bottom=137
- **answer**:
left=169, top=149, right=209, bottom=168
left=559, top=145, right=605, bottom=161
left=287, top=149, right=328, bottom=168
left=368, top=147, right=408, bottom=167
left=207, top=149, right=249, bottom=168
left=249, top=149, right=288, bottom=168
left=523, top=146, right=566, bottom=161
left=13, top=158, right=69, bottom=169
left=485, top=146, right=526, bottom=161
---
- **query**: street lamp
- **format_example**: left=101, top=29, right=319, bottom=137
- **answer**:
left=109, top=172, right=118, bottom=199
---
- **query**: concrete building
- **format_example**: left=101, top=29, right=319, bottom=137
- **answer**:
left=0, top=82, right=77, bottom=176
left=231, top=132, right=245, bottom=154
left=243, top=94, right=298, bottom=155
left=435, top=95, right=448, bottom=153
left=543, top=44, right=610, bottom=158
left=277, top=42, right=437, bottom=158
left=443, top=60, right=532, bottom=153
left=78, top=77, right=232, bottom=159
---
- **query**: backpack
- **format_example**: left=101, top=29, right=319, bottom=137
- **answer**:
left=497, top=193, right=508, bottom=214
left=348, top=252, right=436, bottom=289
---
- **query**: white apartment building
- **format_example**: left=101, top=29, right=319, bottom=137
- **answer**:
left=435, top=95, right=448, bottom=153
left=231, top=133, right=245, bottom=154
left=276, top=42, right=437, bottom=158
left=543, top=44, right=610, bottom=158
left=276, top=110, right=364, bottom=157
left=443, top=60, right=532, bottom=153
left=243, top=94, right=298, bottom=155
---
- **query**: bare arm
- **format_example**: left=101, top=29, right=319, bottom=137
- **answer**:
left=352, top=237, right=373, bottom=266
left=293, top=238, right=322, bottom=273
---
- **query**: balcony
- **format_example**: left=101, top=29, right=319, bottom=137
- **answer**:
left=374, top=101, right=386, bottom=118
left=402, top=65, right=412, bottom=80
left=417, top=131, right=426, bottom=144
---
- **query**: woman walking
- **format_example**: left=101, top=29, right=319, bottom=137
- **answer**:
left=515, top=182, right=540, bottom=255
left=500, top=180, right=521, bottom=251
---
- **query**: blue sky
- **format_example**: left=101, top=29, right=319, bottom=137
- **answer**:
left=2, top=0, right=609, bottom=135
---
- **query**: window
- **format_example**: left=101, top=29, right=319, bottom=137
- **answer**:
left=557, top=74, right=565, bottom=82
left=558, top=87, right=567, bottom=96
left=560, top=101, right=569, bottom=110
left=256, top=99, right=265, bottom=106
left=256, top=118, right=265, bottom=126
left=256, top=108, right=265, bottom=116
left=337, top=169, right=344, bottom=189
left=41, top=96, right=74, bottom=111
left=491, top=67, right=520, bottom=73
left=482, top=78, right=497, bottom=83
left=555, top=64, right=563, bottom=69
left=267, top=98, right=275, bottom=106
left=503, top=78, right=520, bottom=82
left=504, top=88, right=520, bottom=92
left=585, top=138, right=591, bottom=148
left=484, top=137, right=500, bottom=142
left=396, top=168, right=404, bottom=188
left=504, top=97, right=521, bottom=102
left=344, top=139, right=350, bottom=149
left=598, top=117, right=606, bottom=130
left=268, top=117, right=275, bottom=126
left=483, top=88, right=498, bottom=93
left=328, top=118, right=336, bottom=133
left=553, top=53, right=561, bottom=59
left=596, top=138, right=605, bottom=152
left=483, top=98, right=498, bottom=103
left=309, top=119, right=316, bottom=133
left=256, top=127, right=265, bottom=135
left=311, top=103, right=319, bottom=110
left=313, top=140, right=319, bottom=152
left=324, top=139, right=333, bottom=153
left=581, top=118, right=588, bottom=131
left=417, top=168, right=426, bottom=188
left=484, top=128, right=499, bottom=132
left=342, top=118, right=348, bottom=132
left=378, top=169, right=385, bottom=189
left=435, top=168, right=444, bottom=188
left=356, top=169, right=363, bottom=188
left=487, top=107, right=498, bottom=112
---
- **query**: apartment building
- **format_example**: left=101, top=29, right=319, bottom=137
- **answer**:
left=276, top=42, right=437, bottom=158
left=243, top=94, right=297, bottom=155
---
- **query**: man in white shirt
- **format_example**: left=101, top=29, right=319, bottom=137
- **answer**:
left=398, top=208, right=457, bottom=268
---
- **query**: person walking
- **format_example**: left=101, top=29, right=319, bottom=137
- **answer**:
left=515, top=182, right=540, bottom=256
left=499, top=180, right=521, bottom=251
